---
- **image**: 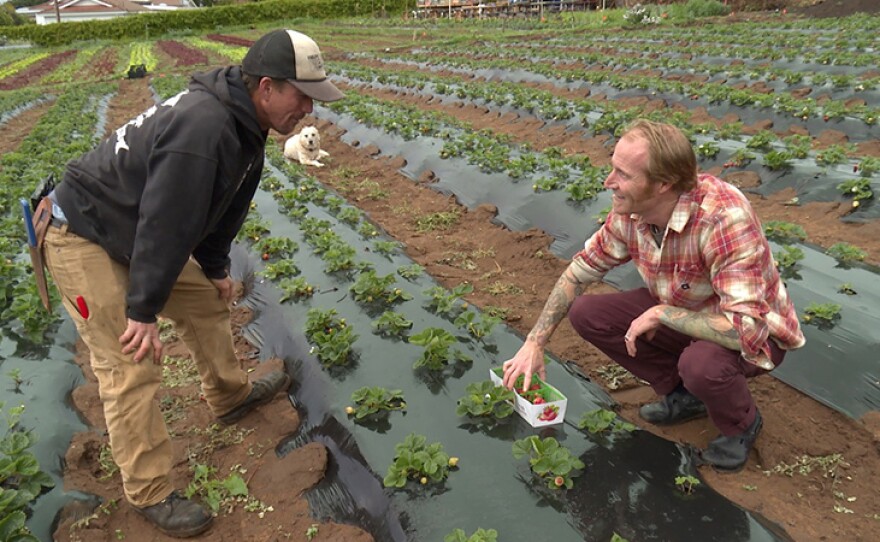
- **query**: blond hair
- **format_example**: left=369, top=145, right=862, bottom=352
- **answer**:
left=622, top=120, right=697, bottom=193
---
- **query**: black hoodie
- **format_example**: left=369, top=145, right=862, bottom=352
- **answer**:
left=55, top=67, right=267, bottom=323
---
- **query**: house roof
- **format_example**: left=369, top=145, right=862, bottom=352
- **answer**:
left=31, top=0, right=152, bottom=14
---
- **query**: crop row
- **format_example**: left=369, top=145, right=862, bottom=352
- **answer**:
left=495, top=41, right=880, bottom=95
left=335, top=61, right=876, bottom=190
left=568, top=33, right=879, bottom=68
left=0, top=82, right=115, bottom=340
left=389, top=50, right=880, bottom=126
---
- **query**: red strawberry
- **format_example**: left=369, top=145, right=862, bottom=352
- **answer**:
left=262, top=253, right=270, bottom=261
left=533, top=396, right=545, bottom=405
left=554, top=476, right=565, bottom=487
left=538, top=405, right=559, bottom=421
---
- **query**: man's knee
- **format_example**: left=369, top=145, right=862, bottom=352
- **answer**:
left=678, top=342, right=743, bottom=394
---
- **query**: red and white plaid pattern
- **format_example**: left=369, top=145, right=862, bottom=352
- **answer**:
left=572, top=174, right=805, bottom=369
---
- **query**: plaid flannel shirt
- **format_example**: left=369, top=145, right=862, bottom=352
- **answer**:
left=571, top=174, right=805, bottom=369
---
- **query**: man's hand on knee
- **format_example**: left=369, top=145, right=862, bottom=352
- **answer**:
left=119, top=319, right=163, bottom=364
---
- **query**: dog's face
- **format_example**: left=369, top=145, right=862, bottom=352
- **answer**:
left=298, top=126, right=320, bottom=151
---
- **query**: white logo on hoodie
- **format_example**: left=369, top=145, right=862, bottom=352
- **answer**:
left=114, top=91, right=189, bottom=155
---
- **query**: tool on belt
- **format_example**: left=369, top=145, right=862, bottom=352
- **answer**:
left=22, top=174, right=56, bottom=312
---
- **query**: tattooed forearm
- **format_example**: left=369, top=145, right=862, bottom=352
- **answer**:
left=527, top=265, right=590, bottom=346
left=657, top=306, right=741, bottom=350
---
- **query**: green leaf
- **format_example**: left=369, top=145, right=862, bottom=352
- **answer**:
left=0, top=510, right=27, bottom=541
left=223, top=475, right=248, bottom=497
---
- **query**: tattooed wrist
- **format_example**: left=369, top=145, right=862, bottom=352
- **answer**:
left=656, top=305, right=741, bottom=350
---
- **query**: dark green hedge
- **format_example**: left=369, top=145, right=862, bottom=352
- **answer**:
left=0, top=0, right=409, bottom=47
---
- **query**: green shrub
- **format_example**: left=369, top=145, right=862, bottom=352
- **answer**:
left=682, top=0, right=729, bottom=17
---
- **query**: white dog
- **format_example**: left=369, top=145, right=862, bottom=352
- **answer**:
left=283, top=126, right=329, bottom=167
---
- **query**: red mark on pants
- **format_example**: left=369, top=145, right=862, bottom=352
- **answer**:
left=75, top=296, right=89, bottom=319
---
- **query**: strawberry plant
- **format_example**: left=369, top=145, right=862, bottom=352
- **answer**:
left=444, top=528, right=498, bottom=542
left=397, top=263, right=424, bottom=280
left=802, top=302, right=842, bottom=327
left=783, top=135, right=812, bottom=159
left=675, top=475, right=700, bottom=495
left=532, top=176, right=560, bottom=192
left=278, top=277, right=315, bottom=302
left=564, top=169, right=606, bottom=202
left=408, top=327, right=472, bottom=370
left=309, top=325, right=358, bottom=367
left=350, top=270, right=412, bottom=306
left=815, top=144, right=852, bottom=167
left=357, top=221, right=380, bottom=238
left=372, top=240, right=400, bottom=256
left=763, top=150, right=794, bottom=171
left=372, top=311, right=413, bottom=337
left=322, top=244, right=358, bottom=273
left=259, top=259, right=301, bottom=280
left=725, top=147, right=755, bottom=168
left=837, top=283, right=857, bottom=296
left=857, top=157, right=880, bottom=178
left=453, top=311, right=501, bottom=341
left=337, top=207, right=363, bottom=226
left=235, top=216, right=270, bottom=243
left=424, top=283, right=474, bottom=316
left=763, top=221, right=807, bottom=243
left=745, top=130, right=777, bottom=151
left=383, top=433, right=452, bottom=488
left=325, top=195, right=345, bottom=214
left=837, top=178, right=873, bottom=209
left=0, top=401, right=54, bottom=542
left=578, top=408, right=637, bottom=434
left=347, top=386, right=406, bottom=420
left=774, top=246, right=804, bottom=273
left=825, top=242, right=866, bottom=267
left=305, top=308, right=345, bottom=338
left=716, top=121, right=743, bottom=141
left=511, top=436, right=585, bottom=490
left=305, top=309, right=358, bottom=366
left=254, top=236, right=298, bottom=259
left=456, top=381, right=515, bottom=419
left=696, top=141, right=720, bottom=159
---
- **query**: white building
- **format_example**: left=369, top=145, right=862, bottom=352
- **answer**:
left=20, top=0, right=194, bottom=25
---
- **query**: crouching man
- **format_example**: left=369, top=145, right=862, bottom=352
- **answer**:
left=502, top=120, right=804, bottom=473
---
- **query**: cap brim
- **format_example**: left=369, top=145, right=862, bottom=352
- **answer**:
left=290, top=79, right=344, bottom=102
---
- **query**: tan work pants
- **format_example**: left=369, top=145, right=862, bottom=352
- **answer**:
left=44, top=225, right=251, bottom=507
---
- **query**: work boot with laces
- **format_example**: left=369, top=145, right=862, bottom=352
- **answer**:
left=133, top=490, right=212, bottom=538
left=699, top=409, right=763, bottom=472
left=639, top=384, right=707, bottom=425
left=217, top=370, right=291, bottom=425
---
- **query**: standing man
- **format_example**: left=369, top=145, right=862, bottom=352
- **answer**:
left=502, top=120, right=804, bottom=473
left=40, top=30, right=344, bottom=538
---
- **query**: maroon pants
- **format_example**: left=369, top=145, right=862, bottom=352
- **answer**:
left=568, top=288, right=785, bottom=436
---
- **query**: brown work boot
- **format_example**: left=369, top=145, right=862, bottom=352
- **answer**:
left=217, top=371, right=291, bottom=425
left=133, top=490, right=212, bottom=538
